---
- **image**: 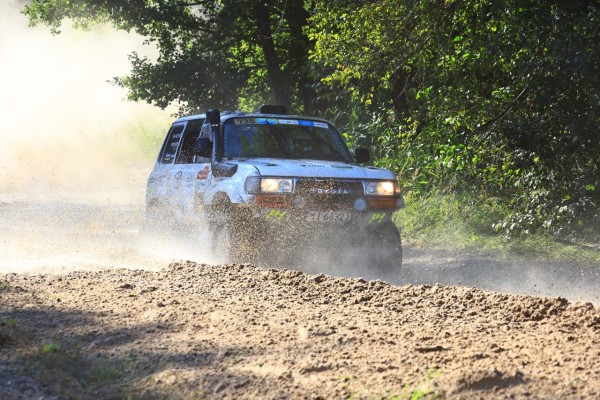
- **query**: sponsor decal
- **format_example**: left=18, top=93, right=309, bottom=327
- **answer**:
left=173, top=171, right=183, bottom=189
left=331, top=165, right=353, bottom=169
left=196, top=166, right=210, bottom=180
left=195, top=166, right=210, bottom=189
left=195, top=180, right=208, bottom=190
left=235, top=118, right=329, bottom=129
left=257, top=118, right=279, bottom=125
left=234, top=118, right=260, bottom=125
left=368, top=212, right=387, bottom=224
left=157, top=169, right=169, bottom=184
left=265, top=210, right=287, bottom=221
left=164, top=153, right=175, bottom=162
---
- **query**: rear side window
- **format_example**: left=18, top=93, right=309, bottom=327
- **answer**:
left=176, top=118, right=205, bottom=164
left=158, top=124, right=186, bottom=164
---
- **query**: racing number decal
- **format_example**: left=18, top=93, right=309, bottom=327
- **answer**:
left=266, top=210, right=287, bottom=221
left=368, top=212, right=387, bottom=224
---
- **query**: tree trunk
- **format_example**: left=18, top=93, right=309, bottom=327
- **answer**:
left=284, top=0, right=314, bottom=115
left=391, top=67, right=411, bottom=119
left=255, top=1, right=291, bottom=110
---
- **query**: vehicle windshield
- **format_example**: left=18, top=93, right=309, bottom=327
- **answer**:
left=223, top=117, right=353, bottom=162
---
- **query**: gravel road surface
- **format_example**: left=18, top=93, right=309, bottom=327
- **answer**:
left=1, top=201, right=599, bottom=399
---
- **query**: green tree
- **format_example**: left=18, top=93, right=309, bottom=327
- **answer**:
left=24, top=0, right=314, bottom=114
left=25, top=0, right=600, bottom=239
left=310, top=0, right=599, bottom=239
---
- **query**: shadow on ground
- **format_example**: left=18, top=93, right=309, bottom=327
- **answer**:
left=0, top=307, right=280, bottom=399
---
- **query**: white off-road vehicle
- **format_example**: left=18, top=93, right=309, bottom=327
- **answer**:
left=146, top=105, right=404, bottom=273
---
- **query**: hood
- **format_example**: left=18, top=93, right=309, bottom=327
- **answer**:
left=233, top=158, right=396, bottom=180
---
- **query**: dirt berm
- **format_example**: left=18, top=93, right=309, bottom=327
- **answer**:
left=1, top=261, right=600, bottom=399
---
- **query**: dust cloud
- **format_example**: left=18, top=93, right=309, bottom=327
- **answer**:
left=0, top=0, right=171, bottom=204
left=0, top=0, right=212, bottom=272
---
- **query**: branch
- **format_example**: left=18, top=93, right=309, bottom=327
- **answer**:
left=474, top=71, right=536, bottom=148
left=158, top=1, right=214, bottom=8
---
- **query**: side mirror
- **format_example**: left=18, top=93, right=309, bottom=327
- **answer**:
left=194, top=137, right=212, bottom=157
left=212, top=162, right=238, bottom=178
left=354, top=147, right=370, bottom=164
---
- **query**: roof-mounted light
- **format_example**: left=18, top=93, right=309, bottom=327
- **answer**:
left=256, top=104, right=287, bottom=115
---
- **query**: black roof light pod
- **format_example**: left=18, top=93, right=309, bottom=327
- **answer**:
left=256, top=104, right=287, bottom=115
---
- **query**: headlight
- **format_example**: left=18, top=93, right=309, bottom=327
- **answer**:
left=262, top=178, right=293, bottom=193
left=245, top=177, right=294, bottom=193
left=364, top=181, right=398, bottom=196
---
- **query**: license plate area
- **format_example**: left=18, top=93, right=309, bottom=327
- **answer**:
left=307, top=211, right=352, bottom=222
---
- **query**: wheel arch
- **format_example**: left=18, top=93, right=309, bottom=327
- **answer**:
left=210, top=191, right=233, bottom=211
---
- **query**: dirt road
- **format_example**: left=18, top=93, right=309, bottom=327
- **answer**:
left=1, top=201, right=600, bottom=399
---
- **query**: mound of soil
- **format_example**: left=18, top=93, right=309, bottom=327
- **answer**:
left=1, top=262, right=600, bottom=399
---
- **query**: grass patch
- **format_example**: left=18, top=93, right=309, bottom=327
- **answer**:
left=0, top=316, right=16, bottom=345
left=345, top=367, right=444, bottom=399
left=397, top=191, right=600, bottom=264
left=28, top=338, right=124, bottom=397
left=400, top=366, right=444, bottom=400
left=41, top=340, right=62, bottom=353
left=87, top=362, right=123, bottom=384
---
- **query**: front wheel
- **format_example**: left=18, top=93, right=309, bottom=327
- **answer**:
left=366, top=221, right=402, bottom=277
left=209, top=202, right=265, bottom=264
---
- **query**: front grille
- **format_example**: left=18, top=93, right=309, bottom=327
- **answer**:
left=294, top=179, right=363, bottom=211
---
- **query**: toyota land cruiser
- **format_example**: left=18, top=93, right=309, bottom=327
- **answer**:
left=146, top=105, right=404, bottom=274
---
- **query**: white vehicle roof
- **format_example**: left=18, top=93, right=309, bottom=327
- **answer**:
left=173, top=112, right=332, bottom=125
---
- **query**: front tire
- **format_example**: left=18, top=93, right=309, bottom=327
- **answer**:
left=209, top=198, right=263, bottom=264
left=367, top=221, right=402, bottom=277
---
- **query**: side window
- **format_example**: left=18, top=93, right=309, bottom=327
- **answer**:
left=159, top=124, right=186, bottom=164
left=175, top=118, right=205, bottom=164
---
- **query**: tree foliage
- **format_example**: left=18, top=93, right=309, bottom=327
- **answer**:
left=310, top=0, right=599, bottom=240
left=25, top=0, right=600, bottom=240
left=24, top=0, right=313, bottom=114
